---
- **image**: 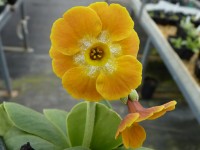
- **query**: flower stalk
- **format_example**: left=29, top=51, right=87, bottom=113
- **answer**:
left=82, top=102, right=96, bottom=148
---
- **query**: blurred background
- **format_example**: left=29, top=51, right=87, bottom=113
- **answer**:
left=0, top=0, right=200, bottom=149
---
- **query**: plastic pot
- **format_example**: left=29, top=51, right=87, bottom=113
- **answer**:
left=141, top=76, right=158, bottom=99
left=174, top=46, right=194, bottom=61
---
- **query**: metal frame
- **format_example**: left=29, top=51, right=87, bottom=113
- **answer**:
left=0, top=0, right=31, bottom=97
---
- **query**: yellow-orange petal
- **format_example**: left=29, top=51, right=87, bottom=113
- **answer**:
left=50, top=18, right=79, bottom=55
left=115, top=113, right=139, bottom=139
left=122, top=123, right=146, bottom=149
left=90, top=2, right=134, bottom=41
left=51, top=6, right=102, bottom=55
left=148, top=100, right=177, bottom=120
left=164, top=100, right=177, bottom=111
left=115, top=30, right=140, bottom=57
left=127, top=100, right=164, bottom=122
left=63, top=6, right=102, bottom=38
left=137, top=105, right=164, bottom=122
left=49, top=47, right=67, bottom=59
left=50, top=47, right=76, bottom=78
left=62, top=67, right=103, bottom=101
left=96, top=56, right=142, bottom=100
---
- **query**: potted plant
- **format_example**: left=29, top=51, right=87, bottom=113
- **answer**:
left=166, top=12, right=180, bottom=25
left=148, top=10, right=168, bottom=25
left=177, top=18, right=194, bottom=39
left=168, top=36, right=183, bottom=50
left=191, top=15, right=200, bottom=27
left=168, top=36, right=195, bottom=60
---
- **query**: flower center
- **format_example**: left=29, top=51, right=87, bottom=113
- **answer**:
left=90, top=47, right=104, bottom=60
left=85, top=42, right=110, bottom=66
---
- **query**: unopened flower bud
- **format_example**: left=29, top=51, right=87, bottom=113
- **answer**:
left=128, top=90, right=139, bottom=101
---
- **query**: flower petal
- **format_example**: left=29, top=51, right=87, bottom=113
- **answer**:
left=51, top=6, right=102, bottom=55
left=63, top=6, right=102, bottom=38
left=96, top=56, right=142, bottom=100
left=49, top=47, right=66, bottom=59
left=62, top=67, right=103, bottom=101
left=148, top=100, right=177, bottom=120
left=90, top=2, right=134, bottom=41
left=116, top=30, right=140, bottom=57
left=127, top=100, right=163, bottom=122
left=164, top=100, right=177, bottom=111
left=50, top=47, right=76, bottom=78
left=115, top=113, right=139, bottom=139
left=122, top=123, right=146, bottom=149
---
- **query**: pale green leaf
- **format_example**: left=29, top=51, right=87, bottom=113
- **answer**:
left=4, top=127, right=61, bottom=150
left=90, top=103, right=122, bottom=150
left=0, top=104, right=13, bottom=136
left=43, top=109, right=68, bottom=137
left=67, top=102, right=87, bottom=146
left=67, top=102, right=122, bottom=150
left=4, top=102, right=69, bottom=148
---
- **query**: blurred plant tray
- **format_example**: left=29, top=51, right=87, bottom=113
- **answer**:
left=156, top=24, right=200, bottom=86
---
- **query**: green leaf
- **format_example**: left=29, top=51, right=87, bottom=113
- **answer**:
left=4, top=127, right=60, bottom=150
left=90, top=103, right=122, bottom=150
left=64, top=146, right=90, bottom=150
left=43, top=109, right=68, bottom=137
left=67, top=102, right=122, bottom=150
left=4, top=102, right=69, bottom=148
left=0, top=104, right=13, bottom=136
left=67, top=102, right=87, bottom=146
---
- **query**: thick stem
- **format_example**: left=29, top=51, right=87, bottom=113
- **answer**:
left=82, top=102, right=96, bottom=148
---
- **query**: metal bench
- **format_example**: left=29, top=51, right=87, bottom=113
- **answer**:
left=0, top=0, right=32, bottom=97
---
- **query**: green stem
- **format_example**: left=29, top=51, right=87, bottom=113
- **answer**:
left=82, top=102, right=96, bottom=148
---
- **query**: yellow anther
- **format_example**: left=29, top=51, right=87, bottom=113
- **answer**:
left=97, top=49, right=102, bottom=53
left=92, top=49, right=96, bottom=53
left=90, top=52, right=95, bottom=56
left=93, top=55, right=97, bottom=59
left=97, top=55, right=102, bottom=58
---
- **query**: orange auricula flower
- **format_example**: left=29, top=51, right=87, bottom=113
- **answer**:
left=50, top=2, right=142, bottom=101
left=115, top=99, right=177, bottom=148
